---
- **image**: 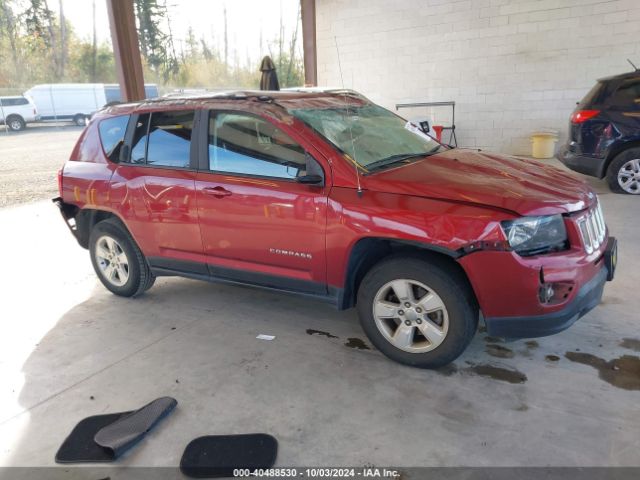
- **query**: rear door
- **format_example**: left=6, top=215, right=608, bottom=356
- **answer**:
left=194, top=109, right=329, bottom=293
left=109, top=110, right=204, bottom=267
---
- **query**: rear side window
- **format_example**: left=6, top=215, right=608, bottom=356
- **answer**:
left=610, top=80, right=640, bottom=106
left=128, top=110, right=195, bottom=168
left=0, top=97, right=28, bottom=106
left=98, top=115, right=129, bottom=162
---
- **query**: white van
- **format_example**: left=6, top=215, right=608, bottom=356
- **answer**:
left=25, top=84, right=107, bottom=126
left=0, top=96, right=40, bottom=131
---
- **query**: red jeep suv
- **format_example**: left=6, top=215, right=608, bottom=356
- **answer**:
left=54, top=89, right=617, bottom=368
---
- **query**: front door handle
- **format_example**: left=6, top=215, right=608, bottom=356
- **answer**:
left=202, top=186, right=232, bottom=198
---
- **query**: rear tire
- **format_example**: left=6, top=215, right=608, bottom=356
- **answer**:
left=6, top=115, right=25, bottom=131
left=89, top=219, right=155, bottom=297
left=356, top=255, right=478, bottom=368
left=607, top=148, right=640, bottom=195
left=73, top=114, right=86, bottom=126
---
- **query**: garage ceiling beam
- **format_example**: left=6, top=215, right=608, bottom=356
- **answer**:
left=301, top=0, right=317, bottom=87
left=106, top=0, right=146, bottom=102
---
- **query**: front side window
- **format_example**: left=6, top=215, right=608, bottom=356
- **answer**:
left=290, top=103, right=443, bottom=173
left=129, top=110, right=195, bottom=167
left=98, top=115, right=129, bottom=162
left=208, top=112, right=307, bottom=179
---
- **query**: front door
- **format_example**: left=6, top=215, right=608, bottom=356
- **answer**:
left=195, top=110, right=328, bottom=293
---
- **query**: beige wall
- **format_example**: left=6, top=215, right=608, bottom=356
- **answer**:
left=316, top=0, right=640, bottom=154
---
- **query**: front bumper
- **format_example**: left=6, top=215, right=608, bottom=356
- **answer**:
left=557, top=146, right=606, bottom=179
left=484, top=237, right=616, bottom=338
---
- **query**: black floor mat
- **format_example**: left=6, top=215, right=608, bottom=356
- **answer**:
left=180, top=434, right=278, bottom=478
left=55, top=412, right=133, bottom=463
left=94, top=396, right=177, bottom=457
left=55, top=397, right=177, bottom=463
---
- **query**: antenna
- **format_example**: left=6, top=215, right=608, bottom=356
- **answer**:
left=628, top=58, right=639, bottom=71
left=334, top=36, right=363, bottom=197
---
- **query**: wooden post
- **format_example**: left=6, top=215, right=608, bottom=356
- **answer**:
left=106, top=0, right=146, bottom=102
left=300, top=0, right=317, bottom=87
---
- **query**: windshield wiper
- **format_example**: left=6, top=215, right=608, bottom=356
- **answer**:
left=365, top=152, right=428, bottom=172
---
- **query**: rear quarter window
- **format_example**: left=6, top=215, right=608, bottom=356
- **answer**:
left=579, top=82, right=605, bottom=107
left=0, top=97, right=29, bottom=106
left=98, top=115, right=130, bottom=162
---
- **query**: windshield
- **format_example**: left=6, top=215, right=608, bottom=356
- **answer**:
left=290, top=103, right=444, bottom=172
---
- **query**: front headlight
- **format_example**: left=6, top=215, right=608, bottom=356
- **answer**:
left=501, top=214, right=568, bottom=256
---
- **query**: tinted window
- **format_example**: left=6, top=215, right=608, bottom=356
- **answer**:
left=147, top=110, right=194, bottom=168
left=130, top=114, right=150, bottom=164
left=208, top=112, right=306, bottom=179
left=98, top=115, right=129, bottom=162
left=579, top=82, right=604, bottom=106
left=128, top=110, right=194, bottom=167
left=0, top=97, right=28, bottom=106
left=610, top=80, right=640, bottom=106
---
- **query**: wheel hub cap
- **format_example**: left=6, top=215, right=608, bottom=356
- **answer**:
left=95, top=235, right=130, bottom=287
left=372, top=279, right=449, bottom=353
left=618, top=158, right=640, bottom=194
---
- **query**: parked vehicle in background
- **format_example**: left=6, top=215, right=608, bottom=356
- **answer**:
left=26, top=84, right=107, bottom=126
left=559, top=70, right=640, bottom=194
left=25, top=83, right=159, bottom=126
left=54, top=89, right=616, bottom=368
left=104, top=84, right=159, bottom=105
left=0, top=95, right=40, bottom=131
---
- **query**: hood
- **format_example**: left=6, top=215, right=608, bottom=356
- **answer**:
left=363, top=149, right=596, bottom=216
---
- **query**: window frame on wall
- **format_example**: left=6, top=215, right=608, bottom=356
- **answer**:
left=121, top=109, right=200, bottom=170
left=202, top=109, right=321, bottom=182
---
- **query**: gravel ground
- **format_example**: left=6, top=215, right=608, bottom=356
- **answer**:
left=0, top=124, right=83, bottom=208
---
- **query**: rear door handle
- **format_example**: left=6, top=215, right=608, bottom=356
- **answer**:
left=202, top=186, right=233, bottom=198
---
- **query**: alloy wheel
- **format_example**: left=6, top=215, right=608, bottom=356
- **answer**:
left=617, top=158, right=640, bottom=194
left=372, top=279, right=449, bottom=353
left=95, top=235, right=130, bottom=287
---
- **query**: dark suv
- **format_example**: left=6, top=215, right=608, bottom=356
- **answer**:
left=54, top=89, right=616, bottom=368
left=559, top=70, right=640, bottom=194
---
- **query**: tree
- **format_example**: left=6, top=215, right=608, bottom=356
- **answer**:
left=134, top=0, right=178, bottom=80
left=0, top=0, right=19, bottom=72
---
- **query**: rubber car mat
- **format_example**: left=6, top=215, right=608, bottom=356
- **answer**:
left=55, top=412, right=133, bottom=463
left=94, top=396, right=178, bottom=457
left=55, top=397, right=177, bottom=463
left=180, top=433, right=278, bottom=478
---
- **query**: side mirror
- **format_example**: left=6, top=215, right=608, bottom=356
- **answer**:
left=296, top=174, right=324, bottom=185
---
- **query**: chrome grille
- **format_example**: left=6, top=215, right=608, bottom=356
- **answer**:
left=577, top=202, right=606, bottom=254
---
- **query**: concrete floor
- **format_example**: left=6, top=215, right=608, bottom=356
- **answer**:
left=0, top=161, right=638, bottom=473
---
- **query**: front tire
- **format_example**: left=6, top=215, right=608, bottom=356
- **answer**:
left=356, top=256, right=477, bottom=368
left=607, top=148, right=640, bottom=194
left=89, top=219, right=155, bottom=297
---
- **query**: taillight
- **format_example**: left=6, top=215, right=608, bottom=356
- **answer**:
left=570, top=109, right=600, bottom=124
left=57, top=168, right=63, bottom=196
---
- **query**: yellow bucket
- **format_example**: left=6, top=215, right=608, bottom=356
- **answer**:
left=530, top=132, right=558, bottom=159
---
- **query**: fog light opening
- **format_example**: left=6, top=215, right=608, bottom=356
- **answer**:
left=539, top=283, right=555, bottom=304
